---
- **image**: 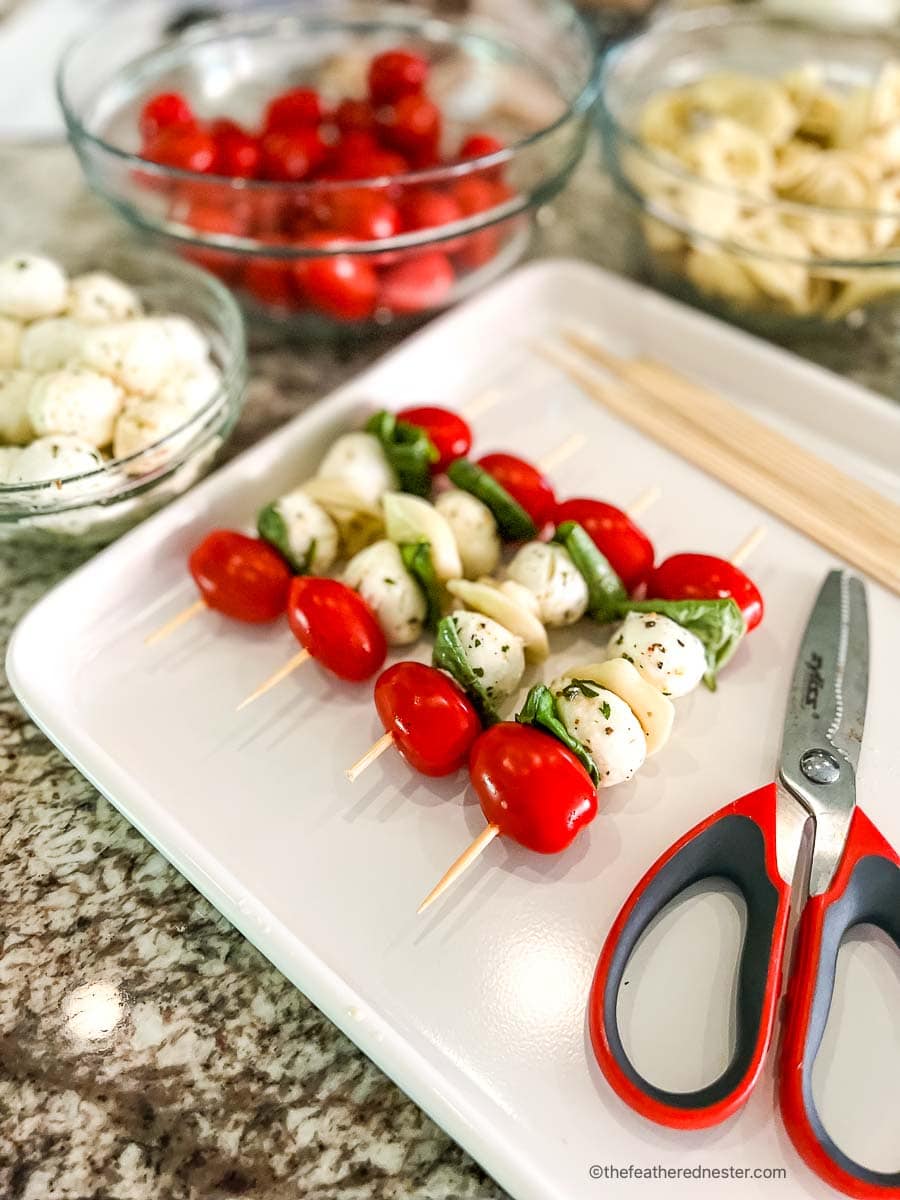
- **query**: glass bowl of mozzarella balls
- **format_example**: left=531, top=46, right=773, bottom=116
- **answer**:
left=0, top=247, right=245, bottom=546
left=600, top=5, right=900, bottom=338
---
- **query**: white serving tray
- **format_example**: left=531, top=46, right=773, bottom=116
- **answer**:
left=8, top=261, right=900, bottom=1200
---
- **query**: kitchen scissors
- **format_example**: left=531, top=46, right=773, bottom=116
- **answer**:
left=590, top=569, right=900, bottom=1197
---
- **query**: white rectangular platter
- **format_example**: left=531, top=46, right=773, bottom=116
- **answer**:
left=8, top=261, right=900, bottom=1200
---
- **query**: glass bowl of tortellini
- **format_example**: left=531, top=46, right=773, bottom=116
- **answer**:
left=599, top=4, right=900, bottom=335
left=0, top=246, right=246, bottom=547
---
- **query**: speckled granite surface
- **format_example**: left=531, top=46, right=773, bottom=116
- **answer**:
left=1, top=137, right=897, bottom=1200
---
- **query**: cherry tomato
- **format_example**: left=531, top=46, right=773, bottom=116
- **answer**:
left=175, top=200, right=247, bottom=280
left=318, top=188, right=402, bottom=241
left=211, top=119, right=261, bottom=178
left=648, top=553, right=764, bottom=633
left=396, top=405, right=472, bottom=472
left=288, top=577, right=386, bottom=682
left=189, top=531, right=291, bottom=623
left=378, top=251, right=454, bottom=315
left=459, top=133, right=504, bottom=161
left=334, top=98, right=377, bottom=135
left=260, top=129, right=327, bottom=182
left=243, top=246, right=300, bottom=310
left=295, top=234, right=378, bottom=321
left=400, top=189, right=465, bottom=251
left=477, top=452, right=557, bottom=531
left=453, top=176, right=501, bottom=216
left=376, top=93, right=441, bottom=165
left=368, top=49, right=429, bottom=104
left=143, top=125, right=217, bottom=173
left=263, top=86, right=323, bottom=132
left=325, top=145, right=409, bottom=182
left=469, top=724, right=597, bottom=853
left=374, top=662, right=481, bottom=777
left=139, top=91, right=195, bottom=140
left=554, top=498, right=655, bottom=594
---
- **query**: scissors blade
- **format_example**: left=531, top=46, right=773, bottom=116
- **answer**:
left=778, top=569, right=868, bottom=895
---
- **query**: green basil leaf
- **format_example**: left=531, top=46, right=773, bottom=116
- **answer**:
left=257, top=502, right=311, bottom=573
left=515, top=684, right=600, bottom=786
left=621, top=597, right=746, bottom=691
left=553, top=520, right=628, bottom=623
left=447, top=458, right=537, bottom=541
left=432, top=615, right=499, bottom=725
left=365, top=410, right=438, bottom=498
left=400, top=540, right=443, bottom=632
left=560, top=678, right=601, bottom=701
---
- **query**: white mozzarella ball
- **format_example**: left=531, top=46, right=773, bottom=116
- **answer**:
left=20, top=317, right=86, bottom=372
left=112, top=394, right=193, bottom=460
left=317, top=432, right=397, bottom=507
left=67, top=272, right=142, bottom=323
left=9, top=435, right=104, bottom=483
left=264, top=489, right=339, bottom=574
left=0, top=446, right=22, bottom=481
left=506, top=541, right=589, bottom=627
left=155, top=315, right=211, bottom=368
left=449, top=609, right=525, bottom=704
left=343, top=539, right=426, bottom=645
left=0, top=317, right=22, bottom=368
left=154, top=361, right=222, bottom=413
left=434, top=489, right=501, bottom=579
left=0, top=369, right=36, bottom=444
left=552, top=678, right=647, bottom=787
left=608, top=612, right=708, bottom=699
left=0, top=253, right=68, bottom=320
left=80, top=319, right=175, bottom=395
left=28, top=367, right=123, bottom=448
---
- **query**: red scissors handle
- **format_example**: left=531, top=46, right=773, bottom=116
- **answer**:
left=780, top=807, right=900, bottom=1199
left=589, top=783, right=792, bottom=1129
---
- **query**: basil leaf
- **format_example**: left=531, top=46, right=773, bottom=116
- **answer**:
left=400, top=541, right=443, bottom=632
left=447, top=458, right=536, bottom=541
left=515, top=685, right=600, bottom=786
left=365, top=410, right=438, bottom=498
left=621, top=597, right=746, bottom=691
left=554, top=520, right=628, bottom=623
left=560, top=678, right=600, bottom=701
left=432, top=615, right=499, bottom=725
left=257, top=502, right=311, bottom=573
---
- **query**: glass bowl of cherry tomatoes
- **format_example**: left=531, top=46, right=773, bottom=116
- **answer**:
left=57, top=0, right=599, bottom=335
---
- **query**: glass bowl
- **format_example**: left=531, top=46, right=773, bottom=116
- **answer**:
left=599, top=5, right=900, bottom=339
left=0, top=247, right=246, bottom=548
left=58, top=0, right=599, bottom=336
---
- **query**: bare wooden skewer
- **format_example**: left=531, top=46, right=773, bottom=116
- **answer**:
left=415, top=522, right=768, bottom=914
left=235, top=649, right=311, bottom=712
left=144, top=598, right=206, bottom=647
left=536, top=432, right=586, bottom=474
left=461, top=387, right=503, bottom=420
left=344, top=485, right=664, bottom=783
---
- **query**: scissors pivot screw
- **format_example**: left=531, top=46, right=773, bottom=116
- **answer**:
left=799, top=748, right=841, bottom=785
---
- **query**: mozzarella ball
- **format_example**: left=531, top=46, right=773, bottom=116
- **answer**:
left=448, top=609, right=525, bottom=704
left=506, top=541, right=589, bottom=627
left=343, top=539, right=426, bottom=645
left=0, top=446, right=22, bottom=482
left=28, top=367, right=123, bottom=448
left=263, top=489, right=339, bottom=574
left=20, top=317, right=86, bottom=372
left=435, top=489, right=501, bottom=579
left=67, top=272, right=142, bottom=323
left=317, top=432, right=397, bottom=507
left=9, top=435, right=104, bottom=483
left=155, top=361, right=222, bottom=412
left=80, top=319, right=175, bottom=395
left=0, top=317, right=22, bottom=368
left=155, top=315, right=211, bottom=368
left=112, top=394, right=191, bottom=460
left=0, top=253, right=68, bottom=320
left=0, top=369, right=36, bottom=444
left=552, top=677, right=647, bottom=787
left=608, top=612, right=708, bottom=699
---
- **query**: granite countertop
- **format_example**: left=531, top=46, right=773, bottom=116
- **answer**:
left=1, top=140, right=896, bottom=1200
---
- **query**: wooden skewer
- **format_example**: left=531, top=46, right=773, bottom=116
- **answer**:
left=235, top=649, right=311, bottom=712
left=144, top=598, right=206, bottom=647
left=730, top=525, right=767, bottom=568
left=461, top=387, right=503, bottom=420
left=625, top=485, right=661, bottom=520
left=345, top=731, right=394, bottom=782
left=536, top=432, right=586, bottom=474
left=417, top=824, right=500, bottom=914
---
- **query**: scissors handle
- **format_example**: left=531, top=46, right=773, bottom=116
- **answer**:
left=589, top=783, right=792, bottom=1129
left=780, top=807, right=900, bottom=1198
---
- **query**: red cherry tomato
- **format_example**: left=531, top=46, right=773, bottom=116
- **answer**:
left=318, top=188, right=402, bottom=240
left=400, top=188, right=465, bottom=251
left=453, top=176, right=501, bottom=216
left=459, top=133, right=505, bottom=161
left=243, top=249, right=300, bottom=310
left=376, top=93, right=441, bottom=165
left=189, top=531, right=291, bottom=623
left=477, top=452, right=557, bottom=531
left=325, top=145, right=409, bottom=182
left=334, top=98, right=377, bottom=135
left=211, top=118, right=261, bottom=178
left=264, top=86, right=323, bottom=132
left=378, top=251, right=454, bottom=315
left=396, top=405, right=472, bottom=472
left=368, top=49, right=429, bottom=104
left=175, top=200, right=247, bottom=280
left=554, top=498, right=655, bottom=594
left=139, top=91, right=195, bottom=140
left=260, top=129, right=327, bottom=182
left=143, top=125, right=217, bottom=173
left=287, top=577, right=386, bottom=682
left=469, top=724, right=597, bottom=853
left=648, top=553, right=764, bottom=633
left=374, top=662, right=481, bottom=777
left=295, top=234, right=378, bottom=321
